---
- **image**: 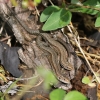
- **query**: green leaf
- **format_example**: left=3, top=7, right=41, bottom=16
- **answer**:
left=71, top=0, right=79, bottom=4
left=34, top=0, right=41, bottom=4
left=83, top=0, right=100, bottom=7
left=82, top=76, right=91, bottom=84
left=68, top=5, right=99, bottom=15
left=71, top=0, right=82, bottom=5
left=50, top=89, right=66, bottom=100
left=44, top=70, right=58, bottom=89
left=95, top=12, right=100, bottom=27
left=0, top=97, right=4, bottom=100
left=42, top=9, right=72, bottom=31
left=74, top=7, right=98, bottom=15
left=40, top=6, right=60, bottom=22
left=37, top=67, right=58, bottom=89
left=64, top=91, right=88, bottom=100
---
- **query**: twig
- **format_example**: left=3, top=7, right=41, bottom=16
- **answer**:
left=0, top=36, right=11, bottom=42
left=34, top=6, right=40, bottom=16
left=77, top=50, right=100, bottom=59
left=77, top=52, right=100, bottom=66
left=6, top=74, right=39, bottom=81
left=49, top=0, right=54, bottom=5
left=67, top=25, right=100, bottom=84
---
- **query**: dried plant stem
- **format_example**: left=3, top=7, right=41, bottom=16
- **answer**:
left=76, top=51, right=100, bottom=66
left=67, top=25, right=100, bottom=84
left=49, top=0, right=54, bottom=5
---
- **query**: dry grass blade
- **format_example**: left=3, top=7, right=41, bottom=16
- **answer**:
left=67, top=24, right=100, bottom=84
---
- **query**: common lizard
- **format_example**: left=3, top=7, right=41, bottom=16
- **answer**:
left=36, top=35, right=70, bottom=83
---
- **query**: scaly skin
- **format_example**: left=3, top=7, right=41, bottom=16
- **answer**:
left=36, top=35, right=70, bottom=84
left=41, top=33, right=73, bottom=70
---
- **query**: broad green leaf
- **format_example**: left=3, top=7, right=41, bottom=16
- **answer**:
left=40, top=6, right=60, bottom=22
left=42, top=9, right=72, bottom=31
left=50, top=89, right=66, bottom=100
left=82, top=76, right=91, bottom=84
left=37, top=67, right=58, bottom=89
left=95, top=12, right=100, bottom=27
left=44, top=70, right=58, bottom=89
left=64, top=91, right=88, bottom=100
